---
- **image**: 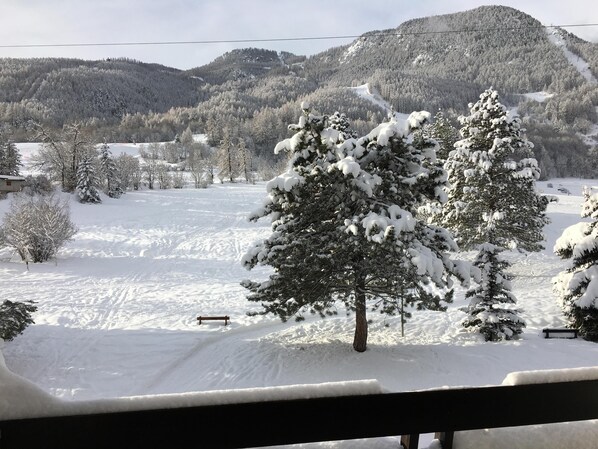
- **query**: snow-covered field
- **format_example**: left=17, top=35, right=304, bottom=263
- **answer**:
left=2, top=155, right=598, bottom=447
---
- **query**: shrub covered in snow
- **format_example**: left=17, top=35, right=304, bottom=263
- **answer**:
left=0, top=193, right=77, bottom=263
left=0, top=300, right=37, bottom=341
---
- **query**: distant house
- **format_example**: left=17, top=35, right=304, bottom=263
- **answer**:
left=0, top=175, right=26, bottom=193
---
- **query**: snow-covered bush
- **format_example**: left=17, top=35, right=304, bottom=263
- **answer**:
left=22, top=174, right=54, bottom=196
left=554, top=187, right=598, bottom=341
left=0, top=300, right=37, bottom=341
left=0, top=193, right=77, bottom=263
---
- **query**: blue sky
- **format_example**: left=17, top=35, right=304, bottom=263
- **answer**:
left=1, top=0, right=597, bottom=70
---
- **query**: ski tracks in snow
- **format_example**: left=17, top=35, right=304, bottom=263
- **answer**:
left=135, top=319, right=291, bottom=395
left=2, top=184, right=273, bottom=399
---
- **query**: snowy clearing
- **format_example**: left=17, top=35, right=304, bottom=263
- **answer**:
left=1, top=164, right=598, bottom=447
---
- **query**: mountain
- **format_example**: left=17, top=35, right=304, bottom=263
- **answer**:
left=185, top=48, right=306, bottom=84
left=304, top=5, right=597, bottom=111
left=0, top=57, right=202, bottom=126
left=1, top=5, right=597, bottom=177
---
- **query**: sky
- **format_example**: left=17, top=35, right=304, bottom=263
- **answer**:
left=2, top=141, right=598, bottom=448
left=1, top=0, right=597, bottom=70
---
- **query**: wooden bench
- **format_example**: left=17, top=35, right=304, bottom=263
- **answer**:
left=542, top=328, right=578, bottom=339
left=197, top=315, right=230, bottom=326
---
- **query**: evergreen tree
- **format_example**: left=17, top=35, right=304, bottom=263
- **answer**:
left=180, top=126, right=195, bottom=160
left=427, top=109, right=459, bottom=163
left=439, top=88, right=549, bottom=341
left=554, top=187, right=598, bottom=341
left=0, top=141, right=4, bottom=175
left=76, top=155, right=102, bottom=203
left=0, top=300, right=37, bottom=341
left=99, top=142, right=123, bottom=198
left=0, top=140, right=22, bottom=176
left=328, top=111, right=358, bottom=139
left=441, top=88, right=548, bottom=252
left=462, top=244, right=525, bottom=341
left=241, top=104, right=469, bottom=352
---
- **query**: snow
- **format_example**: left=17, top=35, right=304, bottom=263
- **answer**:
left=2, top=144, right=598, bottom=447
left=522, top=91, right=555, bottom=103
left=453, top=367, right=598, bottom=449
left=546, top=28, right=598, bottom=85
left=348, top=83, right=394, bottom=116
left=348, top=83, right=422, bottom=127
left=340, top=38, right=367, bottom=64
left=502, top=365, right=598, bottom=386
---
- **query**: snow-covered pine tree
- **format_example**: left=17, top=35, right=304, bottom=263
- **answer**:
left=76, top=155, right=102, bottom=203
left=441, top=88, right=548, bottom=251
left=554, top=187, right=598, bottom=341
left=328, top=111, right=358, bottom=139
left=99, top=142, right=123, bottom=198
left=0, top=140, right=22, bottom=176
left=0, top=300, right=37, bottom=341
left=426, top=109, right=459, bottom=164
left=462, top=243, right=525, bottom=341
left=241, top=104, right=469, bottom=352
left=440, top=88, right=548, bottom=341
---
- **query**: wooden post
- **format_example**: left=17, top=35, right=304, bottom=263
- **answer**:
left=400, top=433, right=419, bottom=449
left=434, top=431, right=454, bottom=449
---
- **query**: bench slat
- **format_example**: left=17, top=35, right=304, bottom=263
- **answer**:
left=197, top=316, right=230, bottom=325
left=542, top=328, right=578, bottom=339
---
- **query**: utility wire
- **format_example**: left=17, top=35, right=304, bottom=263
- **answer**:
left=0, top=23, right=597, bottom=49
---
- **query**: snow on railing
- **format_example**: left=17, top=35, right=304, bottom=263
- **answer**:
left=2, top=363, right=598, bottom=449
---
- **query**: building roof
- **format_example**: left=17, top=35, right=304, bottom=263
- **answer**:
left=0, top=175, right=26, bottom=181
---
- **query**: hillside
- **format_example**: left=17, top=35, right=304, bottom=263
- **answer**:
left=1, top=5, right=598, bottom=177
left=185, top=48, right=306, bottom=84
left=0, top=57, right=202, bottom=126
left=305, top=6, right=596, bottom=110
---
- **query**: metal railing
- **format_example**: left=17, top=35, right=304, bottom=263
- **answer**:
left=2, top=379, right=598, bottom=449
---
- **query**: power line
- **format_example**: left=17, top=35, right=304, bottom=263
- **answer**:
left=0, top=23, right=597, bottom=49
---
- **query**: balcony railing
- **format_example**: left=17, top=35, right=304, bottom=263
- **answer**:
left=1, top=379, right=598, bottom=449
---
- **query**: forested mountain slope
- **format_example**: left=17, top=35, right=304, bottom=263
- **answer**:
left=1, top=5, right=597, bottom=178
left=185, top=48, right=306, bottom=84
left=0, top=58, right=202, bottom=127
left=305, top=6, right=594, bottom=111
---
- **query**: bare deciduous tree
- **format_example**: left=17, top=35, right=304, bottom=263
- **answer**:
left=30, top=122, right=96, bottom=192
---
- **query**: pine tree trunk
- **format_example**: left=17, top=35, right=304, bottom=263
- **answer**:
left=353, top=272, right=368, bottom=352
